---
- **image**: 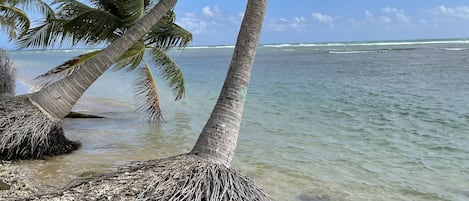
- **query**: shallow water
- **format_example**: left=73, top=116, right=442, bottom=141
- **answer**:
left=7, top=40, right=469, bottom=200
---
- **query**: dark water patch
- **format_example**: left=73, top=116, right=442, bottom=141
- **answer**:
left=399, top=188, right=452, bottom=201
left=298, top=193, right=332, bottom=201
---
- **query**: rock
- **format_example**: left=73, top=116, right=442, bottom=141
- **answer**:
left=66, top=111, right=105, bottom=118
left=0, top=179, right=10, bottom=190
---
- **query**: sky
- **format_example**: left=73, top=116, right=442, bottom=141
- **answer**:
left=2, top=0, right=469, bottom=49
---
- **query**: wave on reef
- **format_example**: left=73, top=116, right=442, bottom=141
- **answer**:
left=261, top=38, right=469, bottom=48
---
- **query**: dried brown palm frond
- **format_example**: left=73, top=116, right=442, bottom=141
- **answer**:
left=0, top=94, right=80, bottom=160
left=34, top=50, right=102, bottom=88
left=135, top=62, right=163, bottom=122
left=0, top=49, right=15, bottom=95
left=33, top=154, right=272, bottom=201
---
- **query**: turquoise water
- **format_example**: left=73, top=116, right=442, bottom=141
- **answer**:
left=7, top=39, right=469, bottom=200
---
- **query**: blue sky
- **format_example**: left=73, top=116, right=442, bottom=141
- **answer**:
left=2, top=0, right=469, bottom=49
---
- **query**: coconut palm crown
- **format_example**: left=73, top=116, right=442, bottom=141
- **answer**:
left=18, top=0, right=192, bottom=121
left=0, top=0, right=52, bottom=40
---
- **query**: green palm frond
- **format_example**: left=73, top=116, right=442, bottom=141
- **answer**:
left=149, top=47, right=184, bottom=100
left=145, top=11, right=192, bottom=49
left=114, top=40, right=145, bottom=71
left=35, top=50, right=102, bottom=87
left=109, top=0, right=145, bottom=25
left=62, top=9, right=123, bottom=45
left=18, top=0, right=121, bottom=48
left=52, top=0, right=92, bottom=19
left=15, top=0, right=54, bottom=20
left=16, top=18, right=66, bottom=49
left=135, top=61, right=163, bottom=122
left=0, top=5, right=30, bottom=40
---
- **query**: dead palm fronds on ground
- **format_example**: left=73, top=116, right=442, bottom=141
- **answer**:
left=0, top=49, right=15, bottom=94
left=34, top=155, right=270, bottom=200
left=0, top=95, right=79, bottom=160
left=1, top=50, right=78, bottom=160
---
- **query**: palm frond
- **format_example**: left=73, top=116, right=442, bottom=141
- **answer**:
left=16, top=0, right=93, bottom=49
left=0, top=5, right=30, bottom=40
left=52, top=0, right=92, bottom=19
left=108, top=0, right=145, bottom=25
left=149, top=47, right=185, bottom=100
left=114, top=40, right=145, bottom=71
left=62, top=9, right=123, bottom=46
left=16, top=18, right=66, bottom=49
left=145, top=11, right=192, bottom=49
left=135, top=61, right=163, bottom=122
left=34, top=50, right=102, bottom=88
left=14, top=0, right=55, bottom=20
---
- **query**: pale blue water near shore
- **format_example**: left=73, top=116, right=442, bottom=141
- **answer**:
left=6, top=38, right=469, bottom=200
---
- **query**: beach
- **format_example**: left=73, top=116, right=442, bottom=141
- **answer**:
left=0, top=161, right=39, bottom=199
left=2, top=39, right=469, bottom=200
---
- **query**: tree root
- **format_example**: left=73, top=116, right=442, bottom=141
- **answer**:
left=0, top=94, right=80, bottom=160
left=32, top=154, right=273, bottom=201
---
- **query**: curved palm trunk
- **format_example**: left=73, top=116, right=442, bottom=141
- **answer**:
left=28, top=0, right=178, bottom=121
left=191, top=0, right=268, bottom=166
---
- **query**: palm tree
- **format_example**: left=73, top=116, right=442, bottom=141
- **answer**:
left=0, top=0, right=179, bottom=160
left=18, top=0, right=192, bottom=121
left=0, top=0, right=52, bottom=40
left=31, top=0, right=272, bottom=200
left=0, top=0, right=29, bottom=40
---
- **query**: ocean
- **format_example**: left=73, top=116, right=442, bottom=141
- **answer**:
left=6, top=39, right=469, bottom=201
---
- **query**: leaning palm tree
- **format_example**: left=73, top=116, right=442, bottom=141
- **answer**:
left=0, top=0, right=52, bottom=40
left=30, top=0, right=271, bottom=200
left=0, top=0, right=179, bottom=160
left=18, top=0, right=192, bottom=121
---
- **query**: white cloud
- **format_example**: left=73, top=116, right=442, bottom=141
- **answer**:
left=202, top=6, right=213, bottom=17
left=295, top=16, right=307, bottom=23
left=365, top=10, right=374, bottom=17
left=312, top=12, right=335, bottom=23
left=177, top=16, right=207, bottom=34
left=431, top=6, right=469, bottom=19
left=176, top=7, right=240, bottom=36
left=382, top=7, right=403, bottom=14
left=266, top=16, right=309, bottom=31
left=381, top=7, right=410, bottom=22
left=202, top=6, right=222, bottom=18
left=396, top=13, right=410, bottom=22
left=379, top=16, right=392, bottom=23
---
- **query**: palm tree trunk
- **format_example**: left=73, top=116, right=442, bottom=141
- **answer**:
left=191, top=0, right=268, bottom=166
left=28, top=0, right=178, bottom=121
